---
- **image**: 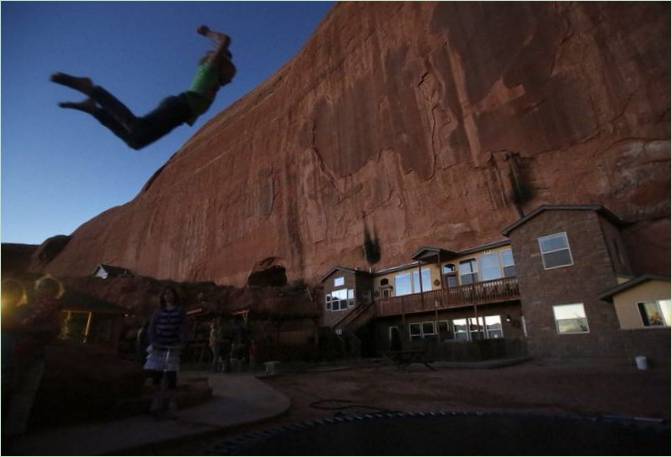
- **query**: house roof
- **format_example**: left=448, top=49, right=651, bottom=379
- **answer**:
left=599, top=274, right=671, bottom=302
left=374, top=261, right=422, bottom=276
left=501, top=205, right=626, bottom=236
left=61, top=290, right=128, bottom=314
left=411, top=247, right=457, bottom=261
left=93, top=263, right=134, bottom=277
left=319, top=266, right=371, bottom=283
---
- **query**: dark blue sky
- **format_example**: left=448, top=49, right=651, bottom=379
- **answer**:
left=1, top=1, right=334, bottom=244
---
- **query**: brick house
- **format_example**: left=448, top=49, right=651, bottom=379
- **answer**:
left=502, top=205, right=669, bottom=365
left=320, top=204, right=670, bottom=367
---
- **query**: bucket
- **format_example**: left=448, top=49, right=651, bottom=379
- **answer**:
left=635, top=355, right=648, bottom=370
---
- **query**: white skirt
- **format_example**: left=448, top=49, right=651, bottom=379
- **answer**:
left=143, top=346, right=181, bottom=372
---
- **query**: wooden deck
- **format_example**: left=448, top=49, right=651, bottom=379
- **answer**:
left=375, top=277, right=520, bottom=317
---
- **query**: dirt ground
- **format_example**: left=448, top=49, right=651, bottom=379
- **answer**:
left=265, top=360, right=670, bottom=422
left=152, top=360, right=669, bottom=455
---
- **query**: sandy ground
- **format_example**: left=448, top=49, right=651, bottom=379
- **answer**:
left=152, top=360, right=669, bottom=455
left=264, top=360, right=670, bottom=422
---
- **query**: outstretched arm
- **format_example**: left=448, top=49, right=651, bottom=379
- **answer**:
left=197, top=25, right=232, bottom=65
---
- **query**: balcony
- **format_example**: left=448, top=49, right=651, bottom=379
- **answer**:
left=375, top=277, right=520, bottom=317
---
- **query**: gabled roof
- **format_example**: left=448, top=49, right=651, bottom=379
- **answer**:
left=502, top=205, right=626, bottom=236
left=320, top=266, right=371, bottom=283
left=93, top=264, right=134, bottom=277
left=599, top=274, right=670, bottom=302
left=411, top=246, right=457, bottom=261
left=374, top=261, right=422, bottom=276
left=61, top=290, right=128, bottom=314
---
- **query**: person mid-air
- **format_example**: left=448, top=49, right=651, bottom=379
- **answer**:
left=51, top=26, right=235, bottom=150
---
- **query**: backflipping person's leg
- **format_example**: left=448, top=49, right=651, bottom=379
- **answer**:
left=52, top=73, right=192, bottom=150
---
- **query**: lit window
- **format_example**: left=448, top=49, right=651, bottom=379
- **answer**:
left=638, top=300, right=672, bottom=327
left=538, top=233, right=573, bottom=269
left=325, top=288, right=354, bottom=311
left=501, top=249, right=516, bottom=277
left=395, top=268, right=431, bottom=296
left=453, top=319, right=469, bottom=341
left=334, top=276, right=344, bottom=287
left=395, top=273, right=413, bottom=296
left=484, top=315, right=503, bottom=338
left=553, top=303, right=589, bottom=334
left=479, top=252, right=502, bottom=281
left=459, top=260, right=478, bottom=285
left=412, top=268, right=432, bottom=293
left=468, top=317, right=485, bottom=340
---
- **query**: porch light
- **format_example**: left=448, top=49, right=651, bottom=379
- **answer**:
left=505, top=314, right=512, bottom=323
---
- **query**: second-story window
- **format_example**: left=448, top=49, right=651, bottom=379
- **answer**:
left=325, top=288, right=354, bottom=311
left=459, top=259, right=478, bottom=285
left=442, top=264, right=458, bottom=288
left=394, top=268, right=431, bottom=296
left=334, top=276, right=345, bottom=287
left=501, top=248, right=516, bottom=277
left=538, top=232, right=573, bottom=269
left=479, top=252, right=501, bottom=281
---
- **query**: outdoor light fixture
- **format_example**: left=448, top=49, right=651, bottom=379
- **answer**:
left=505, top=314, right=513, bottom=323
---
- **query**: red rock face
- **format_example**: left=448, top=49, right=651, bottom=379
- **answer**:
left=45, top=2, right=670, bottom=285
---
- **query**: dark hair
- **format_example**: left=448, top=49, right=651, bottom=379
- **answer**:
left=159, top=286, right=181, bottom=309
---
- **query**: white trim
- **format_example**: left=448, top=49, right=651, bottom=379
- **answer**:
left=538, top=232, right=574, bottom=270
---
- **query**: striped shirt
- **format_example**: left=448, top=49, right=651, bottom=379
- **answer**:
left=148, top=306, right=186, bottom=348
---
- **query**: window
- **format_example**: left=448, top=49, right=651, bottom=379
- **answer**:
left=453, top=318, right=469, bottom=341
left=553, top=304, right=589, bottom=334
left=412, top=268, right=432, bottom=293
left=325, top=288, right=355, bottom=311
left=409, top=323, right=422, bottom=341
left=334, top=276, right=344, bottom=287
left=442, top=264, right=458, bottom=288
left=501, top=249, right=516, bottom=277
left=479, top=252, right=502, bottom=281
left=437, top=320, right=454, bottom=340
left=459, top=259, right=478, bottom=285
left=395, top=268, right=431, bottom=296
left=638, top=300, right=672, bottom=327
left=422, top=322, right=436, bottom=336
left=408, top=321, right=437, bottom=341
left=395, top=273, right=413, bottom=296
left=484, top=315, right=503, bottom=338
left=538, top=232, right=573, bottom=269
left=380, top=278, right=389, bottom=286
left=468, top=317, right=485, bottom=340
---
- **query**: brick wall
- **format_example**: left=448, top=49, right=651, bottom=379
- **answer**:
left=509, top=210, right=626, bottom=359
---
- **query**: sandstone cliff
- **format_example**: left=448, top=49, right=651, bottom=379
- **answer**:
left=45, top=2, right=671, bottom=285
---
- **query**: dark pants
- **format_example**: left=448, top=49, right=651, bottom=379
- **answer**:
left=89, top=86, right=192, bottom=150
left=147, top=370, right=177, bottom=389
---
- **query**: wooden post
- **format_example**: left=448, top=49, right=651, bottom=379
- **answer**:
left=473, top=304, right=480, bottom=340
left=417, top=262, right=425, bottom=310
left=83, top=312, right=93, bottom=343
left=437, top=253, right=445, bottom=308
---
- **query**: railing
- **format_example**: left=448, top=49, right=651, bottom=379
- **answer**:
left=332, top=299, right=376, bottom=331
left=375, top=277, right=519, bottom=317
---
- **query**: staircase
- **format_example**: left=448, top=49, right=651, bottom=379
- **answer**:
left=331, top=301, right=377, bottom=358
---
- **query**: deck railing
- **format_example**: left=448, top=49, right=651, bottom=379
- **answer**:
left=375, top=277, right=519, bottom=317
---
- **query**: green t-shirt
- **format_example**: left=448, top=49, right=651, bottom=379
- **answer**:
left=184, top=62, right=220, bottom=125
